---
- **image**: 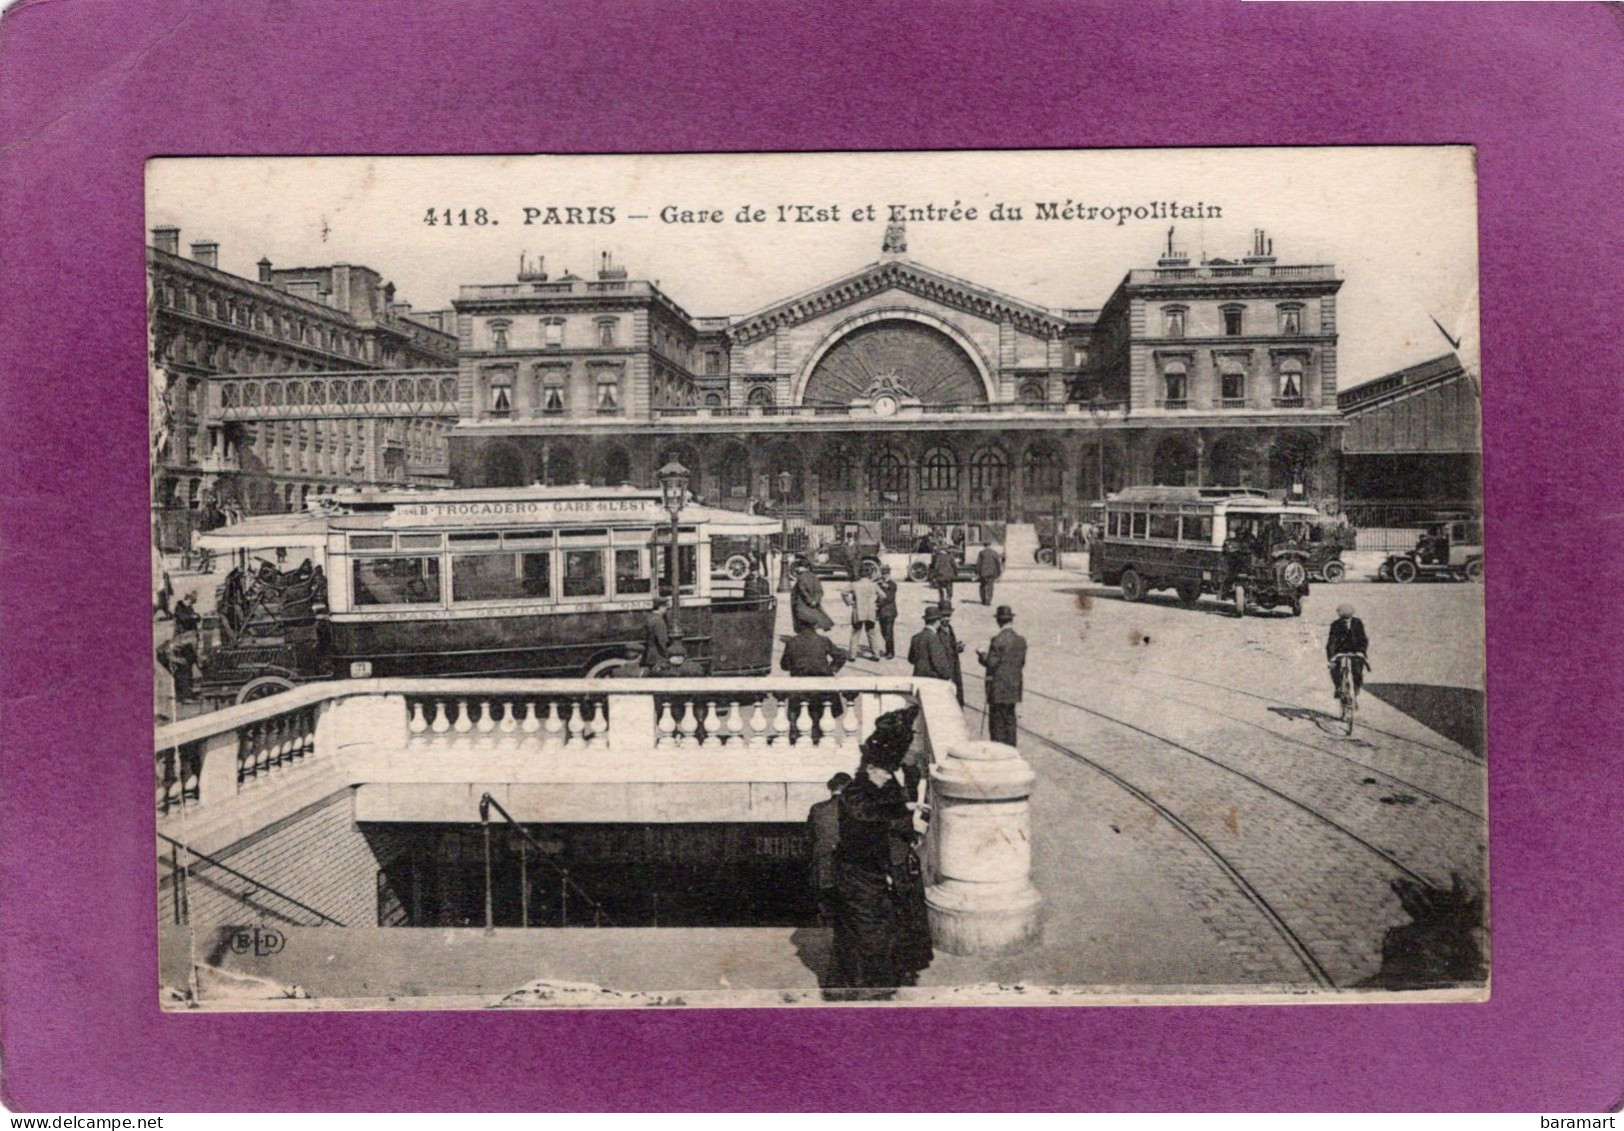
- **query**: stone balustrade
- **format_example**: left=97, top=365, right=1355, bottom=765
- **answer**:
left=154, top=675, right=1041, bottom=955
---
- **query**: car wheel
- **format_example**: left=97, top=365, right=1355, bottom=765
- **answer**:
left=859, top=558, right=881, bottom=580
left=1036, top=548, right=1056, bottom=566
left=1464, top=559, right=1484, bottom=583
left=907, top=562, right=929, bottom=583
left=1322, top=560, right=1346, bottom=583
left=723, top=554, right=752, bottom=580
left=236, top=675, right=295, bottom=704
left=1392, top=559, right=1419, bottom=584
left=1120, top=569, right=1146, bottom=602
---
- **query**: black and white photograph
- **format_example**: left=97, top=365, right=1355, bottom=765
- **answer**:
left=148, top=148, right=1486, bottom=1010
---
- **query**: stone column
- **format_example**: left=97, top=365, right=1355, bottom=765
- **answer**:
left=925, top=738, right=1042, bottom=955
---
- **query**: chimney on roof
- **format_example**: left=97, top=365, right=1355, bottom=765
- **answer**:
left=257, top=257, right=273, bottom=283
left=1242, top=228, right=1277, bottom=265
left=518, top=253, right=548, bottom=282
left=1157, top=225, right=1190, bottom=267
left=151, top=226, right=180, bottom=255
left=598, top=251, right=627, bottom=281
left=190, top=240, right=219, bottom=269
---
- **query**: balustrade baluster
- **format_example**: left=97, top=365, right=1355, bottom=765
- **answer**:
left=409, top=700, right=428, bottom=734
left=748, top=701, right=769, bottom=747
left=791, top=698, right=811, bottom=745
left=726, top=701, right=744, bottom=745
left=543, top=701, right=564, bottom=745
left=771, top=696, right=791, bottom=745
left=564, top=700, right=581, bottom=745
left=521, top=700, right=542, bottom=737
left=476, top=700, right=497, bottom=735
left=431, top=700, right=451, bottom=735
left=841, top=694, right=861, bottom=745
left=498, top=700, right=519, bottom=736
left=584, top=698, right=607, bottom=744
left=656, top=699, right=676, bottom=746
left=452, top=699, right=474, bottom=735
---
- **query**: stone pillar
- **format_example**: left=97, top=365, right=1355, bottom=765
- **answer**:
left=925, top=738, right=1041, bottom=955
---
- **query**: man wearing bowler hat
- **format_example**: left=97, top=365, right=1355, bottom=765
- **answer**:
left=907, top=605, right=955, bottom=683
left=977, top=605, right=1027, bottom=746
left=935, top=601, right=966, bottom=707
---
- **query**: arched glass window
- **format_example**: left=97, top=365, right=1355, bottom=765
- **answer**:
left=1023, top=444, right=1062, bottom=493
left=703, top=391, right=724, bottom=408
left=868, top=450, right=909, bottom=496
left=746, top=385, right=774, bottom=407
left=968, top=447, right=1008, bottom=495
left=1018, top=380, right=1047, bottom=405
left=352, top=379, right=370, bottom=404
left=919, top=446, right=959, bottom=492
left=394, top=378, right=412, bottom=402
left=818, top=446, right=855, bottom=492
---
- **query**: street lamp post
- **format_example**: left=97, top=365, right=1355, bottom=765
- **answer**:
left=656, top=461, right=689, bottom=638
left=776, top=469, right=793, bottom=593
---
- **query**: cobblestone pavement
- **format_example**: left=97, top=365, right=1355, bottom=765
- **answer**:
left=838, top=569, right=1488, bottom=991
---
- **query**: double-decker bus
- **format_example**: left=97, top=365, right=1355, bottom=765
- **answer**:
left=187, top=484, right=779, bottom=703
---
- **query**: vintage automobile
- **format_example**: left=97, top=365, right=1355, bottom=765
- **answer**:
left=1377, top=518, right=1484, bottom=583
left=807, top=519, right=885, bottom=580
left=899, top=519, right=1005, bottom=582
left=1291, top=514, right=1356, bottom=583
left=1090, top=486, right=1315, bottom=617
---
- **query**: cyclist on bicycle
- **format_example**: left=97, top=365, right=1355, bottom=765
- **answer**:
left=1326, top=603, right=1369, bottom=701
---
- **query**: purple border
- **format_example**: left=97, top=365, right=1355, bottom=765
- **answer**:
left=2, top=0, right=1620, bottom=1112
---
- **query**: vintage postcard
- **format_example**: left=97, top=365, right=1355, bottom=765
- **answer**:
left=148, top=148, right=1486, bottom=1010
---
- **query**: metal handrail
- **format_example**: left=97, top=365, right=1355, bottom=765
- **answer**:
left=478, top=793, right=614, bottom=929
left=157, top=830, right=346, bottom=927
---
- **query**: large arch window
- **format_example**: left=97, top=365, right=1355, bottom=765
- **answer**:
left=867, top=450, right=909, bottom=498
left=818, top=446, right=855, bottom=493
left=1022, top=444, right=1062, bottom=493
left=919, top=446, right=959, bottom=492
left=968, top=446, right=1008, bottom=498
left=1152, top=436, right=1198, bottom=486
left=717, top=442, right=752, bottom=501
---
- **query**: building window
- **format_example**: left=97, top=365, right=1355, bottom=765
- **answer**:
left=1018, top=380, right=1046, bottom=405
left=489, top=376, right=514, bottom=417
left=868, top=451, right=908, bottom=496
left=595, top=375, right=621, bottom=413
left=490, top=321, right=511, bottom=351
left=1023, top=445, right=1061, bottom=493
left=919, top=446, right=959, bottom=492
left=1278, top=305, right=1303, bottom=336
left=1221, top=306, right=1245, bottom=336
left=703, top=391, right=724, bottom=408
left=968, top=447, right=1009, bottom=496
left=746, top=385, right=774, bottom=408
left=1163, top=307, right=1186, bottom=339
left=1276, top=362, right=1304, bottom=406
left=704, top=350, right=722, bottom=375
left=543, top=320, right=564, bottom=348
left=1162, top=364, right=1188, bottom=407
left=1220, top=369, right=1246, bottom=407
left=596, top=319, right=617, bottom=347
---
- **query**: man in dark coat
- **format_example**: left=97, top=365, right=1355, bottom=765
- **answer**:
left=907, top=606, right=955, bottom=682
left=975, top=544, right=1003, bottom=606
left=172, top=593, right=201, bottom=634
left=928, top=542, right=957, bottom=606
left=807, top=772, right=852, bottom=927
left=642, top=596, right=674, bottom=673
left=780, top=624, right=848, bottom=677
left=874, top=565, right=899, bottom=659
left=935, top=602, right=966, bottom=707
left=978, top=605, right=1027, bottom=747
left=1326, top=603, right=1370, bottom=699
left=791, top=561, right=833, bottom=633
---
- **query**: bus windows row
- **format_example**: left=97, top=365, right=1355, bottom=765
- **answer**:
left=348, top=529, right=700, bottom=609
left=1105, top=508, right=1215, bottom=545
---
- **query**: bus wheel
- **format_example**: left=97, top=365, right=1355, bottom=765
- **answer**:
left=1321, top=560, right=1346, bottom=583
left=236, top=675, right=295, bottom=705
left=1175, top=580, right=1200, bottom=605
left=907, top=562, right=929, bottom=583
left=1120, top=569, right=1146, bottom=602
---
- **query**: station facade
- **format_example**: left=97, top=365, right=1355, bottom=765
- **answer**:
left=448, top=229, right=1346, bottom=522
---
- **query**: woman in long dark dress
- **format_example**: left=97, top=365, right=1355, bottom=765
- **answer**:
left=828, top=705, right=932, bottom=999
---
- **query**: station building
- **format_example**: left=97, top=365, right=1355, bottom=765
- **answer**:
left=447, top=228, right=1347, bottom=523
left=148, top=227, right=459, bottom=550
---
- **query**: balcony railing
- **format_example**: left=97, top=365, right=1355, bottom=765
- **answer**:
left=1272, top=395, right=1306, bottom=409
left=646, top=400, right=1126, bottom=422
left=1157, top=398, right=1189, bottom=411
left=1132, top=263, right=1337, bottom=284
left=1219, top=397, right=1248, bottom=410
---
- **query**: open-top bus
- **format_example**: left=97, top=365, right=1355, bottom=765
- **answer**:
left=189, top=484, right=778, bottom=703
left=1090, top=486, right=1318, bottom=616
